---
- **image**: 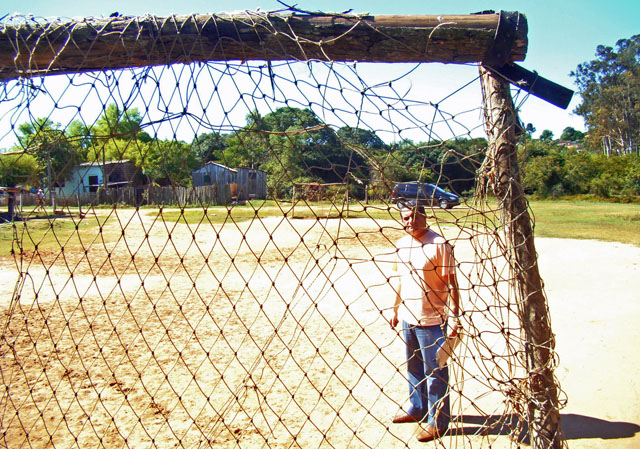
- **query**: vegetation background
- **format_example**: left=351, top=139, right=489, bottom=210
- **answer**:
left=2, top=36, right=639, bottom=206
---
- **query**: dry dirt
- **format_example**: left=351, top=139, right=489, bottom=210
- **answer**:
left=0, top=208, right=638, bottom=448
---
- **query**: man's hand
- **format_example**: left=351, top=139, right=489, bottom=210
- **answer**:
left=389, top=314, right=399, bottom=328
left=450, top=315, right=462, bottom=337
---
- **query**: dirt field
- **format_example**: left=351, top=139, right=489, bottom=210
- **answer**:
left=0, top=208, right=638, bottom=448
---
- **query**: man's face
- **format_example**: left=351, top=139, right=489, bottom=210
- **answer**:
left=400, top=207, right=427, bottom=238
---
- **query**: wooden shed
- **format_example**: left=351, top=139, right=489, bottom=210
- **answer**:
left=236, top=167, right=267, bottom=201
left=192, top=162, right=237, bottom=187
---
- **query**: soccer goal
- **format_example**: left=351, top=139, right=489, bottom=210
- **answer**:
left=0, top=9, right=564, bottom=449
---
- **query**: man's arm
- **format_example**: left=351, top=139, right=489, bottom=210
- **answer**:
left=389, top=262, right=401, bottom=328
left=447, top=270, right=461, bottom=335
left=448, top=271, right=460, bottom=315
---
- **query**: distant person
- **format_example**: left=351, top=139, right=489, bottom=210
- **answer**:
left=389, top=201, right=461, bottom=442
left=36, top=188, right=45, bottom=212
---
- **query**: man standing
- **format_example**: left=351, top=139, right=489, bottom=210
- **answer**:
left=389, top=202, right=460, bottom=442
left=36, top=188, right=46, bottom=212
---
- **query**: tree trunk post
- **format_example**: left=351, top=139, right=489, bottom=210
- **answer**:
left=0, top=12, right=527, bottom=81
left=291, top=184, right=296, bottom=219
left=479, top=65, right=564, bottom=449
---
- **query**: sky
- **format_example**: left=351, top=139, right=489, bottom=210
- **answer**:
left=2, top=0, right=639, bottom=139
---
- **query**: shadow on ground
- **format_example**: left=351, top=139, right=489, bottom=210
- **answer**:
left=561, top=413, right=640, bottom=440
left=450, top=414, right=640, bottom=442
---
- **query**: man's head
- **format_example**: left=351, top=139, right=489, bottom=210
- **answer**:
left=398, top=201, right=427, bottom=239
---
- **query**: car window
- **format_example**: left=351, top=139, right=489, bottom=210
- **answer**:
left=433, top=185, right=448, bottom=195
left=421, top=184, right=434, bottom=195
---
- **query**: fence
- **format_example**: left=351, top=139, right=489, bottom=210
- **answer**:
left=6, top=185, right=232, bottom=212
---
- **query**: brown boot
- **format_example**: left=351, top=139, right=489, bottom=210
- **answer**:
left=416, top=425, right=448, bottom=442
left=392, top=412, right=422, bottom=424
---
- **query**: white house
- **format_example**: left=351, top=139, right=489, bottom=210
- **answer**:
left=57, top=160, right=138, bottom=199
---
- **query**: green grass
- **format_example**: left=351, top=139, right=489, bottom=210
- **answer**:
left=158, top=200, right=399, bottom=224
left=140, top=199, right=640, bottom=247
left=527, top=200, right=640, bottom=246
left=157, top=200, right=473, bottom=226
left=0, top=213, right=109, bottom=254
left=1, top=200, right=638, bottom=255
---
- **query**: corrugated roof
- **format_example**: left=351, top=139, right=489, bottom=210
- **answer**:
left=78, top=159, right=131, bottom=167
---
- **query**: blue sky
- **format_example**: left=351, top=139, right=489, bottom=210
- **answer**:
left=3, top=0, right=639, bottom=138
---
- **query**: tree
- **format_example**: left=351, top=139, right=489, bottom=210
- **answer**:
left=539, top=130, right=554, bottom=142
left=92, top=104, right=151, bottom=143
left=191, top=132, right=227, bottom=164
left=144, top=140, right=199, bottom=186
left=87, top=138, right=150, bottom=169
left=17, top=118, right=78, bottom=188
left=227, top=107, right=368, bottom=185
left=524, top=123, right=536, bottom=137
left=559, top=126, right=585, bottom=142
left=224, top=110, right=270, bottom=168
left=84, top=104, right=154, bottom=185
left=572, top=35, right=640, bottom=155
left=337, top=126, right=386, bottom=150
left=522, top=150, right=567, bottom=197
left=262, top=133, right=312, bottom=198
left=0, top=153, right=40, bottom=187
left=623, top=154, right=640, bottom=194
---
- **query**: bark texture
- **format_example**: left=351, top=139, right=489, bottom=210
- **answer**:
left=0, top=12, right=527, bottom=80
left=479, top=65, right=564, bottom=449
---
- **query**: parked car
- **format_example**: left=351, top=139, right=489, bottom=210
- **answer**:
left=391, top=182, right=460, bottom=209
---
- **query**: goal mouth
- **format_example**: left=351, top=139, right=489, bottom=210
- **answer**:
left=0, top=9, right=564, bottom=449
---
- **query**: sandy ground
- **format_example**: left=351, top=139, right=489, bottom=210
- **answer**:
left=534, top=238, right=640, bottom=449
left=0, top=209, right=638, bottom=448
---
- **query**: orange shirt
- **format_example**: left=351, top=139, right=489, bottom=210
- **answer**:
left=394, top=230, right=455, bottom=326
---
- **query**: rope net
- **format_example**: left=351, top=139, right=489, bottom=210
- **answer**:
left=0, top=11, right=564, bottom=449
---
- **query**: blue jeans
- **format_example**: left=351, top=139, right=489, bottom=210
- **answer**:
left=402, top=321, right=450, bottom=428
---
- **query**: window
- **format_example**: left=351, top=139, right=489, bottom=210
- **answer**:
left=88, top=175, right=99, bottom=193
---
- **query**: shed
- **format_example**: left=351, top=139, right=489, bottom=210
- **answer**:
left=192, top=162, right=237, bottom=187
left=236, top=167, right=267, bottom=200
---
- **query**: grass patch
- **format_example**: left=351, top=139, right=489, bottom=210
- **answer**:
left=2, top=199, right=637, bottom=254
left=528, top=200, right=640, bottom=246
left=0, top=213, right=110, bottom=255
left=155, top=200, right=471, bottom=226
left=155, top=199, right=640, bottom=247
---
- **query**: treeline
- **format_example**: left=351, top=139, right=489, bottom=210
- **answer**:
left=571, top=34, right=640, bottom=155
left=519, top=33, right=640, bottom=200
left=0, top=104, right=485, bottom=199
left=0, top=105, right=200, bottom=189
left=521, top=134, right=640, bottom=199
left=1, top=103, right=638, bottom=201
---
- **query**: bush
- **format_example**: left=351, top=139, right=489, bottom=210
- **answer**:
left=589, top=173, right=617, bottom=198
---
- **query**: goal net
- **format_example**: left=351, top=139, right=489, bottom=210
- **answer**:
left=0, top=10, right=564, bottom=449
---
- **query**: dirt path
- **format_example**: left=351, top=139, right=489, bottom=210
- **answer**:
left=535, top=238, right=640, bottom=448
left=0, top=210, right=638, bottom=448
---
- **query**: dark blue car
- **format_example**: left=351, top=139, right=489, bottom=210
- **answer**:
left=391, top=182, right=460, bottom=209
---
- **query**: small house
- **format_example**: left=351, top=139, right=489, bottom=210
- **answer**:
left=58, top=160, right=139, bottom=198
left=192, top=162, right=237, bottom=187
left=236, top=167, right=267, bottom=200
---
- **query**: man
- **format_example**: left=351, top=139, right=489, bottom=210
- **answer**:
left=36, top=188, right=45, bottom=212
left=389, top=201, right=460, bottom=442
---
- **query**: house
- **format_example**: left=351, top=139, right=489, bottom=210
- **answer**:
left=192, top=162, right=267, bottom=201
left=236, top=167, right=267, bottom=200
left=57, top=160, right=140, bottom=199
left=192, top=162, right=237, bottom=187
